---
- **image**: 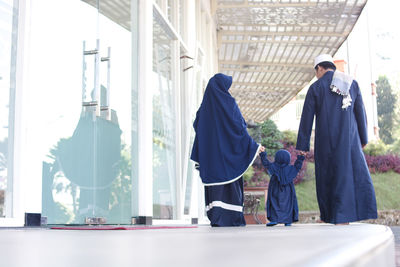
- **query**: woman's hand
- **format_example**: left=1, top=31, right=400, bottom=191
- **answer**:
left=259, top=146, right=265, bottom=153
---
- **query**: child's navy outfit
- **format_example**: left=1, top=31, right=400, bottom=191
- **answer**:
left=260, top=150, right=305, bottom=226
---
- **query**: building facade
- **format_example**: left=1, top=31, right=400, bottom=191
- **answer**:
left=1, top=0, right=219, bottom=226
left=0, top=0, right=373, bottom=226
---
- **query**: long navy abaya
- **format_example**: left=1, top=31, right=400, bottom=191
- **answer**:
left=191, top=73, right=259, bottom=226
left=260, top=150, right=304, bottom=224
left=296, top=71, right=378, bottom=224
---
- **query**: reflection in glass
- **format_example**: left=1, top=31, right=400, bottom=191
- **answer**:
left=42, top=42, right=131, bottom=224
left=184, top=56, right=204, bottom=215
left=82, top=40, right=99, bottom=107
left=184, top=160, right=193, bottom=215
left=37, top=0, right=132, bottom=224
left=181, top=50, right=198, bottom=216
left=42, top=109, right=122, bottom=223
left=153, top=16, right=176, bottom=219
left=0, top=0, right=16, bottom=217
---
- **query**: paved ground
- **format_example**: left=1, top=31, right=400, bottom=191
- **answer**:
left=391, top=226, right=400, bottom=267
left=0, top=223, right=395, bottom=267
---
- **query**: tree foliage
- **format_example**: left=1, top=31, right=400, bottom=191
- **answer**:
left=248, top=119, right=283, bottom=156
left=376, top=76, right=397, bottom=144
left=281, top=130, right=297, bottom=147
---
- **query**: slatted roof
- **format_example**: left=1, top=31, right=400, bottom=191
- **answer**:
left=215, top=0, right=367, bottom=122
left=83, top=0, right=131, bottom=30
left=82, top=0, right=368, bottom=122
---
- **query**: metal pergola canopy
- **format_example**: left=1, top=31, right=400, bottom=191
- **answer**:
left=215, top=0, right=367, bottom=122
left=82, top=0, right=368, bottom=122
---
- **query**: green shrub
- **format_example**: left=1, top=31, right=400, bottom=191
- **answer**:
left=258, top=119, right=283, bottom=155
left=388, top=139, right=400, bottom=155
left=243, top=165, right=270, bottom=187
left=363, top=140, right=388, bottom=156
left=302, top=161, right=315, bottom=181
left=281, top=130, right=297, bottom=147
left=243, top=166, right=254, bottom=185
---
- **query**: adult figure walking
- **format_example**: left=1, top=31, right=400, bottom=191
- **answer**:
left=296, top=54, right=378, bottom=224
left=191, top=73, right=263, bottom=226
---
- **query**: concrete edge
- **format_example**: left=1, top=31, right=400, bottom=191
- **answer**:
left=307, top=225, right=395, bottom=267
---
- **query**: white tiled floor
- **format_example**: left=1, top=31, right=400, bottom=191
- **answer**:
left=0, top=223, right=395, bottom=267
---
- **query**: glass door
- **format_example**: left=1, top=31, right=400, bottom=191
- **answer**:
left=152, top=14, right=177, bottom=220
left=34, top=0, right=133, bottom=224
left=0, top=0, right=18, bottom=219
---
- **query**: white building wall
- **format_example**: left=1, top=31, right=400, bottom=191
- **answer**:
left=335, top=2, right=378, bottom=142
left=5, top=0, right=377, bottom=226
left=1, top=0, right=218, bottom=226
left=271, top=97, right=304, bottom=132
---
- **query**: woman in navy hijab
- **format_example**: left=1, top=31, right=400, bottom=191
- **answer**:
left=191, top=73, right=262, bottom=226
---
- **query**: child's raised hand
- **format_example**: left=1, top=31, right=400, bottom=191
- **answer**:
left=298, top=150, right=307, bottom=156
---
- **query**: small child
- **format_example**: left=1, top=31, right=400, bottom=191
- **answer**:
left=260, top=149, right=305, bottom=227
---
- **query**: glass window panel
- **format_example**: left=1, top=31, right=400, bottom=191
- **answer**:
left=0, top=0, right=16, bottom=218
left=183, top=52, right=202, bottom=216
left=183, top=160, right=193, bottom=215
left=179, top=0, right=185, bottom=41
left=153, top=15, right=176, bottom=220
left=26, top=0, right=133, bottom=224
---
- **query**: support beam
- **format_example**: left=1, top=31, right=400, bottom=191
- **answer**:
left=232, top=82, right=303, bottom=88
left=218, top=30, right=348, bottom=37
left=217, top=2, right=318, bottom=9
left=220, top=61, right=310, bottom=68
left=222, top=66, right=311, bottom=72
left=219, top=39, right=339, bottom=45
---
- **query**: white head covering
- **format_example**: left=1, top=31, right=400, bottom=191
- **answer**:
left=314, top=54, right=334, bottom=68
left=330, top=71, right=354, bottom=109
left=314, top=54, right=353, bottom=109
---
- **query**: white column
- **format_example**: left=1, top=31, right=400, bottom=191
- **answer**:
left=366, top=4, right=379, bottom=141
left=371, top=83, right=379, bottom=140
left=171, top=0, right=182, bottom=220
left=12, top=0, right=28, bottom=224
left=130, top=0, right=139, bottom=219
left=0, top=0, right=28, bottom=226
left=185, top=0, right=198, bottom=222
left=136, top=0, right=153, bottom=223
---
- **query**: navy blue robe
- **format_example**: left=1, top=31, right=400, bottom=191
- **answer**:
left=191, top=73, right=259, bottom=226
left=296, top=71, right=378, bottom=224
left=204, top=178, right=246, bottom=227
left=260, top=150, right=304, bottom=224
left=191, top=74, right=259, bottom=185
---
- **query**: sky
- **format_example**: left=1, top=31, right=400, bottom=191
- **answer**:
left=367, top=0, right=400, bottom=89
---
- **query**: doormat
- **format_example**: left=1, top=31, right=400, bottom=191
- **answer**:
left=50, top=225, right=198, bottom=230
